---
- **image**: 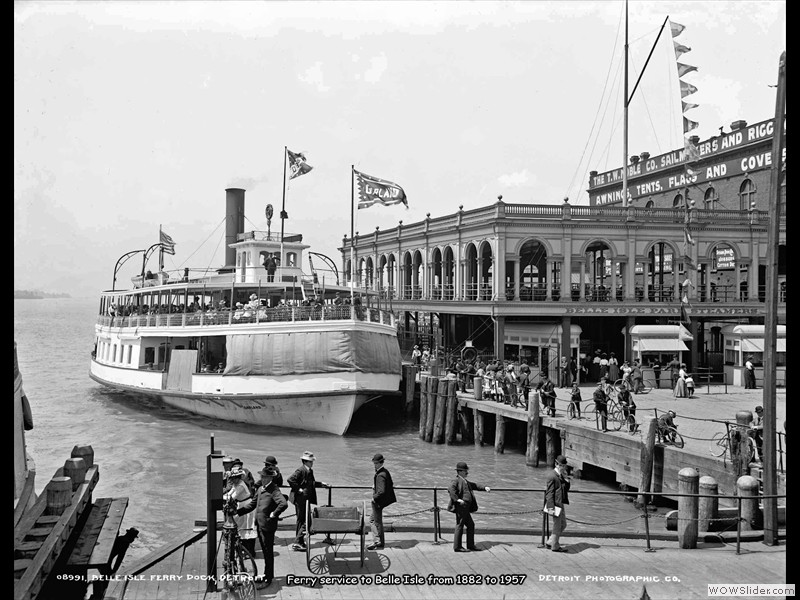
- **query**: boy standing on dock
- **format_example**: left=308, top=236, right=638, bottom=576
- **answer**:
left=447, top=462, right=490, bottom=552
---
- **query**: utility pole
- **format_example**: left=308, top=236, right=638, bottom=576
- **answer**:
left=762, top=50, right=785, bottom=546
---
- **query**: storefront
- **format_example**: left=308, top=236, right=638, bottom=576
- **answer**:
left=721, top=324, right=786, bottom=387
left=626, top=325, right=693, bottom=387
left=503, top=323, right=582, bottom=381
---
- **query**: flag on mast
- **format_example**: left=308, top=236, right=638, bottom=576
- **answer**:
left=287, top=148, right=313, bottom=179
left=354, top=169, right=408, bottom=209
left=160, top=229, right=176, bottom=255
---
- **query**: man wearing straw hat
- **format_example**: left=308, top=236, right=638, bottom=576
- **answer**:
left=287, top=451, right=330, bottom=551
left=543, top=455, right=571, bottom=553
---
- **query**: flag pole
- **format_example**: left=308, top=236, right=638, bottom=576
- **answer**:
left=159, top=224, right=164, bottom=274
left=280, top=146, right=288, bottom=282
left=350, top=165, right=355, bottom=303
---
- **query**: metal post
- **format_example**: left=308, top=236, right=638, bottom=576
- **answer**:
left=432, top=488, right=440, bottom=543
left=736, top=496, right=742, bottom=555
left=642, top=502, right=654, bottom=552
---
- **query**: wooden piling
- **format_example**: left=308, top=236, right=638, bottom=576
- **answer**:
left=637, top=418, right=657, bottom=507
left=419, top=376, right=430, bottom=440
left=403, top=364, right=416, bottom=415
left=424, top=378, right=438, bottom=442
left=461, top=409, right=474, bottom=444
left=473, top=408, right=484, bottom=446
left=494, top=415, right=506, bottom=454
left=63, top=458, right=87, bottom=492
left=737, top=475, right=760, bottom=531
left=526, top=393, right=541, bottom=467
left=432, top=378, right=448, bottom=444
left=473, top=377, right=483, bottom=400
left=46, top=476, right=73, bottom=516
left=445, top=380, right=458, bottom=445
left=545, top=427, right=557, bottom=468
left=698, top=476, right=719, bottom=531
left=735, top=410, right=754, bottom=477
left=677, top=467, right=699, bottom=549
left=71, top=445, right=95, bottom=469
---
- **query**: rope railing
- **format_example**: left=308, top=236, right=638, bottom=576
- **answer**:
left=314, top=484, right=784, bottom=553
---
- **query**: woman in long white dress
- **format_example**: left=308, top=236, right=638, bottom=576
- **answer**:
left=224, top=465, right=258, bottom=557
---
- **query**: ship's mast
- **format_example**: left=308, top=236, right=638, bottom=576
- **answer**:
left=622, top=0, right=629, bottom=210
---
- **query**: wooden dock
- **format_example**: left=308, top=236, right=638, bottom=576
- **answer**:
left=104, top=526, right=786, bottom=599
left=413, top=373, right=786, bottom=507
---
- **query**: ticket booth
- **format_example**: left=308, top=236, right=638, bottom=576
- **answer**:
left=626, top=325, right=693, bottom=387
left=720, top=324, right=786, bottom=387
left=503, top=323, right=582, bottom=382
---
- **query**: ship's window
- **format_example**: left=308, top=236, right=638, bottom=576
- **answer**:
left=286, top=252, right=297, bottom=267
left=144, top=347, right=155, bottom=365
left=739, top=178, right=756, bottom=210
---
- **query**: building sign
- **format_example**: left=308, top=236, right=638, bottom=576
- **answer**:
left=564, top=306, right=760, bottom=316
left=590, top=146, right=787, bottom=205
left=715, top=247, right=735, bottom=270
left=589, top=117, right=785, bottom=189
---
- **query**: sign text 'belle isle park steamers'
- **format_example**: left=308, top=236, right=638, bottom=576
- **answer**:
left=589, top=118, right=786, bottom=206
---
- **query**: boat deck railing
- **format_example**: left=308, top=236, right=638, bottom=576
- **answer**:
left=97, top=304, right=396, bottom=329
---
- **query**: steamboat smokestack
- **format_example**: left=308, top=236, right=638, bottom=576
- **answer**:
left=224, top=188, right=245, bottom=271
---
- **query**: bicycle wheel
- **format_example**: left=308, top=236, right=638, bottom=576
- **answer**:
left=228, top=573, right=257, bottom=600
left=236, top=543, right=258, bottom=580
left=709, top=432, right=728, bottom=457
left=670, top=429, right=685, bottom=449
left=567, top=402, right=576, bottom=419
left=608, top=406, right=624, bottom=431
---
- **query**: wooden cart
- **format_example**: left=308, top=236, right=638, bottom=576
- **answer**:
left=305, top=502, right=365, bottom=571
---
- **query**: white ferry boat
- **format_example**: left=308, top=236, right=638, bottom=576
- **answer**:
left=89, top=188, right=402, bottom=435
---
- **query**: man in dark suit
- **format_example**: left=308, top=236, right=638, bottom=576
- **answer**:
left=543, top=455, right=571, bottom=553
left=287, top=451, right=329, bottom=551
left=237, top=465, right=288, bottom=587
left=368, top=453, right=396, bottom=550
left=447, top=462, right=491, bottom=552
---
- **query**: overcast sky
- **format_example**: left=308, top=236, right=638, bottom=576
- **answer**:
left=15, top=1, right=785, bottom=297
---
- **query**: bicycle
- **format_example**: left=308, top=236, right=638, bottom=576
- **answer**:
left=656, top=425, right=685, bottom=448
left=219, top=494, right=259, bottom=600
left=614, top=377, right=651, bottom=395
left=709, top=429, right=757, bottom=463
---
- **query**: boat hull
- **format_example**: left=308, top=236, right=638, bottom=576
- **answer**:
left=89, top=360, right=397, bottom=435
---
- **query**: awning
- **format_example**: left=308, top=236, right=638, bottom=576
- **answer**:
left=741, top=338, right=786, bottom=352
left=634, top=339, right=690, bottom=353
left=741, top=339, right=764, bottom=352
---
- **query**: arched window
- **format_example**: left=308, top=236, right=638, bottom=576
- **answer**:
left=704, top=186, right=717, bottom=210
left=645, top=200, right=655, bottom=208
left=739, top=178, right=756, bottom=211
left=673, top=193, right=683, bottom=208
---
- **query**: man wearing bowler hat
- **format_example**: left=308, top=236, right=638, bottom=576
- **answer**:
left=263, top=455, right=283, bottom=488
left=237, top=464, right=287, bottom=587
left=368, top=453, right=396, bottom=551
left=447, top=462, right=490, bottom=552
left=287, top=451, right=329, bottom=551
left=543, top=455, right=571, bottom=553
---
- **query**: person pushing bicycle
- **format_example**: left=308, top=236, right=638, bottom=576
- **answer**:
left=657, top=410, right=678, bottom=443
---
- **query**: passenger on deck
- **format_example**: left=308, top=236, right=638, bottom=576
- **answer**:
left=216, top=362, right=225, bottom=373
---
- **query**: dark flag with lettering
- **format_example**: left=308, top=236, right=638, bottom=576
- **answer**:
left=355, top=169, right=408, bottom=209
left=287, top=148, right=313, bottom=179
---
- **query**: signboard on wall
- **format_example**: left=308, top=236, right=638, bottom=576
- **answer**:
left=715, top=247, right=735, bottom=270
